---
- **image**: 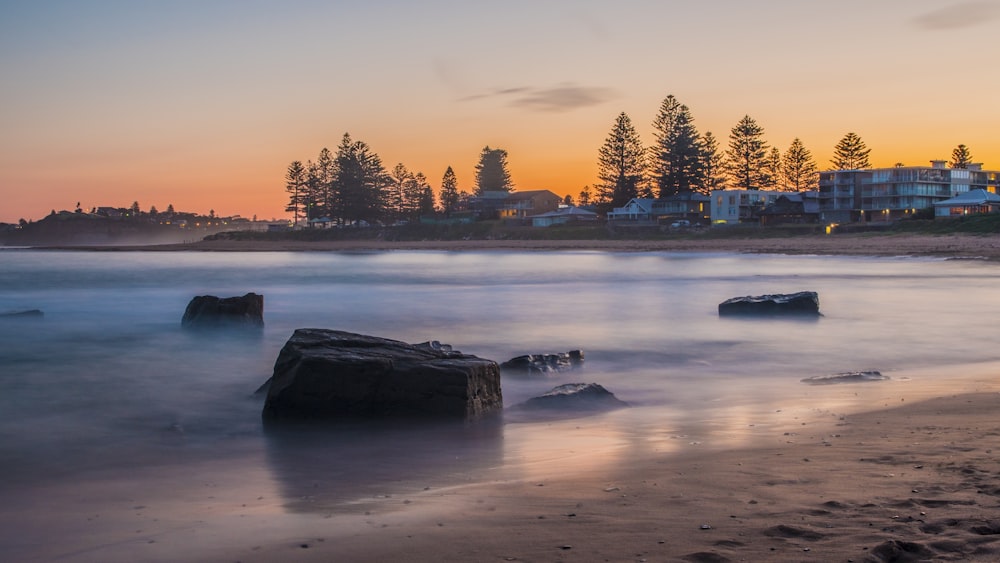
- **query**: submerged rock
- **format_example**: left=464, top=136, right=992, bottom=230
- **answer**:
left=500, top=350, right=584, bottom=375
left=801, top=370, right=888, bottom=385
left=718, top=291, right=820, bottom=317
left=181, top=293, right=264, bottom=328
left=513, top=383, right=627, bottom=413
left=262, top=329, right=503, bottom=421
left=0, top=309, right=43, bottom=319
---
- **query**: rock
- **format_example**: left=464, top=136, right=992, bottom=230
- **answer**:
left=801, top=370, right=888, bottom=385
left=0, top=309, right=43, bottom=319
left=181, top=293, right=264, bottom=328
left=262, top=329, right=502, bottom=421
left=500, top=350, right=584, bottom=375
left=718, top=291, right=820, bottom=316
left=513, top=383, right=627, bottom=413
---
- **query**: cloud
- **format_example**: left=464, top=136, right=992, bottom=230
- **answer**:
left=912, top=2, right=1000, bottom=30
left=459, top=84, right=616, bottom=113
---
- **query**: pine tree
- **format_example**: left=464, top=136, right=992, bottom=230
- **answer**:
left=725, top=115, right=769, bottom=190
left=284, top=160, right=307, bottom=226
left=474, top=147, right=514, bottom=194
left=698, top=131, right=726, bottom=193
left=388, top=163, right=412, bottom=222
left=439, top=166, right=460, bottom=215
left=782, top=138, right=818, bottom=191
left=950, top=144, right=973, bottom=169
left=597, top=112, right=647, bottom=208
left=831, top=132, right=871, bottom=170
left=313, top=148, right=337, bottom=219
left=651, top=95, right=704, bottom=197
left=577, top=185, right=593, bottom=207
left=404, top=171, right=429, bottom=219
left=332, top=133, right=388, bottom=225
left=762, top=147, right=783, bottom=189
left=417, top=177, right=437, bottom=217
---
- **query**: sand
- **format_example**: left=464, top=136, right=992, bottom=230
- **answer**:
left=42, top=232, right=1000, bottom=261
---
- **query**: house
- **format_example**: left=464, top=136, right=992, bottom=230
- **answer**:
left=758, top=192, right=821, bottom=226
left=498, top=190, right=562, bottom=219
left=530, top=206, right=599, bottom=227
left=710, top=190, right=783, bottom=225
left=606, top=198, right=656, bottom=223
left=818, top=161, right=1000, bottom=223
left=933, top=189, right=1000, bottom=218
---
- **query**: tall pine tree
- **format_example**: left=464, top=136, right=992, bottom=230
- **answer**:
left=439, top=166, right=460, bottom=215
left=651, top=95, right=704, bottom=197
left=725, top=115, right=769, bottom=190
left=950, top=144, right=973, bottom=169
left=597, top=112, right=647, bottom=208
left=284, top=160, right=307, bottom=226
left=474, top=147, right=513, bottom=194
left=332, top=133, right=388, bottom=225
left=698, top=131, right=726, bottom=193
left=831, top=132, right=871, bottom=170
left=782, top=138, right=818, bottom=191
left=763, top=147, right=783, bottom=189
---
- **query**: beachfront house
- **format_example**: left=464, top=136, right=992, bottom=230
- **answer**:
left=818, top=161, right=1000, bottom=224
left=933, top=189, right=1000, bottom=218
left=710, top=190, right=783, bottom=225
left=530, top=206, right=599, bottom=227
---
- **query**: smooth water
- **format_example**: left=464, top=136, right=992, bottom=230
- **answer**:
left=2, top=249, right=999, bottom=509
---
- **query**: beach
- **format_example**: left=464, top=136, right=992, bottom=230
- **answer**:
left=4, top=236, right=1000, bottom=562
left=45, top=232, right=1000, bottom=262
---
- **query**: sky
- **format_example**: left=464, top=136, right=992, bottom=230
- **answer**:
left=2, top=0, right=999, bottom=223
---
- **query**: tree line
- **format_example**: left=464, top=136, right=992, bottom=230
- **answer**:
left=590, top=95, right=978, bottom=209
left=285, top=102, right=980, bottom=223
left=284, top=135, right=515, bottom=226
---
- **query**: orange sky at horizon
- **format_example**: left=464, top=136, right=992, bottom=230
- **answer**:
left=3, top=1, right=999, bottom=223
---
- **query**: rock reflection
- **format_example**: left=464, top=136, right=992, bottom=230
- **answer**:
left=263, top=416, right=503, bottom=513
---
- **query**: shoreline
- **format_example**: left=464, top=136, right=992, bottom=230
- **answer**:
left=15, top=232, right=1000, bottom=260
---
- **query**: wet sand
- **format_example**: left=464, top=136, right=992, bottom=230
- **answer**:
left=5, top=389, right=1000, bottom=562
left=35, top=232, right=1000, bottom=261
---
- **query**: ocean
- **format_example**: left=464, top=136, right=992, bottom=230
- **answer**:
left=2, top=248, right=999, bottom=560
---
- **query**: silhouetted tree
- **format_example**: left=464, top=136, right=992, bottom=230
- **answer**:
left=130, top=201, right=141, bottom=217
left=597, top=112, right=647, bottom=208
left=762, top=147, right=783, bottom=189
left=563, top=194, right=573, bottom=205
left=149, top=205, right=159, bottom=216
left=331, top=133, right=388, bottom=225
left=474, top=147, right=513, bottom=194
left=950, top=144, right=973, bottom=169
left=310, top=148, right=336, bottom=220
left=698, top=131, right=726, bottom=193
left=725, top=115, right=769, bottom=190
left=166, top=204, right=175, bottom=214
left=388, top=163, right=412, bottom=221
left=439, top=166, right=460, bottom=215
left=782, top=138, right=818, bottom=191
left=284, top=160, right=307, bottom=226
left=417, top=178, right=436, bottom=217
left=652, top=95, right=704, bottom=197
left=831, top=132, right=871, bottom=170
left=577, top=185, right=593, bottom=206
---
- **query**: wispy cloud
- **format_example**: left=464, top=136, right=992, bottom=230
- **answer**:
left=912, top=1, right=1000, bottom=30
left=460, top=84, right=616, bottom=113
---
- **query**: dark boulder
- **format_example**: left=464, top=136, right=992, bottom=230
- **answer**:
left=262, top=329, right=503, bottom=421
left=500, top=350, right=584, bottom=375
left=0, top=309, right=43, bottom=319
left=181, top=293, right=264, bottom=328
left=718, top=291, right=820, bottom=316
left=513, top=383, right=627, bottom=414
left=801, top=370, right=888, bottom=385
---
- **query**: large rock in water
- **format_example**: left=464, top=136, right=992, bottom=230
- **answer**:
left=262, top=329, right=503, bottom=421
left=718, top=291, right=820, bottom=316
left=182, top=293, right=264, bottom=328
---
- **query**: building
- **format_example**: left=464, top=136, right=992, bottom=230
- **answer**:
left=758, top=192, right=821, bottom=226
left=933, top=189, right=1000, bottom=218
left=606, top=193, right=711, bottom=225
left=710, top=190, right=783, bottom=225
left=530, top=206, right=599, bottom=227
left=469, top=190, right=561, bottom=220
left=817, top=161, right=1000, bottom=223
